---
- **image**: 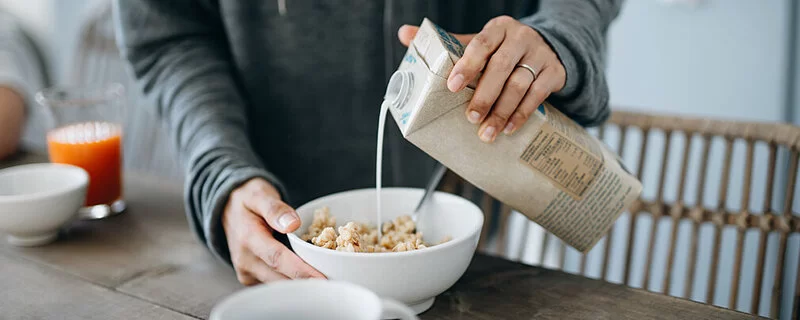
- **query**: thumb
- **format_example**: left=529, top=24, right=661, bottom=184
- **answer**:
left=397, top=25, right=474, bottom=48
left=397, top=25, right=418, bottom=47
left=242, top=186, right=301, bottom=233
left=262, top=199, right=301, bottom=234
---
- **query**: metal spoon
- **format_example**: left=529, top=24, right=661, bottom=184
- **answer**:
left=413, top=162, right=448, bottom=223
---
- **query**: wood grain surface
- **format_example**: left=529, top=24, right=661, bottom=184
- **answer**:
left=0, top=153, right=753, bottom=319
left=0, top=254, right=194, bottom=320
left=424, top=254, right=754, bottom=319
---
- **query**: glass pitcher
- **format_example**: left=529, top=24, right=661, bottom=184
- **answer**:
left=36, top=84, right=126, bottom=219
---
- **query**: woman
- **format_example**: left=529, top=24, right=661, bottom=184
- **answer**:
left=115, top=0, right=622, bottom=285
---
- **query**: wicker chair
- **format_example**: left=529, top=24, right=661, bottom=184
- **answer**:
left=441, top=110, right=800, bottom=319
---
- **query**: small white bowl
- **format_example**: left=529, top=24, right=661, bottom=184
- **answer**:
left=0, top=163, right=88, bottom=246
left=287, top=188, right=483, bottom=315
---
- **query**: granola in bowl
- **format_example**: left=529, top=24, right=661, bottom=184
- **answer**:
left=287, top=188, right=484, bottom=314
left=300, top=207, right=450, bottom=253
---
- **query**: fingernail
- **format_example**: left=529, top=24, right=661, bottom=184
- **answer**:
left=277, top=213, right=297, bottom=231
left=480, top=126, right=496, bottom=142
left=503, top=123, right=515, bottom=135
left=467, top=111, right=481, bottom=124
left=448, top=74, right=464, bottom=92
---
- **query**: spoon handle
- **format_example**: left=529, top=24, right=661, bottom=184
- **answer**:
left=414, top=162, right=448, bottom=214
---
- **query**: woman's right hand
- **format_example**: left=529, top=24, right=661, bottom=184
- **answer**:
left=222, top=178, right=325, bottom=285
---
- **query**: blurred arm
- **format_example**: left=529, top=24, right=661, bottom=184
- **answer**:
left=113, top=0, right=287, bottom=264
left=0, top=11, right=47, bottom=158
left=0, top=87, right=24, bottom=159
left=520, top=0, right=624, bottom=126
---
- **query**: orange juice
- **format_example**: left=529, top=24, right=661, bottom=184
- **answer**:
left=47, top=122, right=123, bottom=206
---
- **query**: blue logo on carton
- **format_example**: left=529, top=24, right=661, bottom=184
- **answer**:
left=403, top=53, right=416, bottom=64
left=400, top=112, right=410, bottom=125
left=433, top=24, right=465, bottom=56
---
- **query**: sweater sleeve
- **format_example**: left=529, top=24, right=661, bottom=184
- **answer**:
left=113, top=0, right=288, bottom=265
left=520, top=0, right=624, bottom=127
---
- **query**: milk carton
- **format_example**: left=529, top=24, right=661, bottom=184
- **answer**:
left=383, top=18, right=642, bottom=252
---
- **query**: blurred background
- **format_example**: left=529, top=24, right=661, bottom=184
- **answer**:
left=2, top=0, right=797, bottom=177
left=0, top=0, right=797, bottom=319
left=0, top=0, right=181, bottom=179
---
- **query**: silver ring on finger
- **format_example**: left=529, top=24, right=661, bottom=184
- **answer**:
left=516, top=63, right=538, bottom=81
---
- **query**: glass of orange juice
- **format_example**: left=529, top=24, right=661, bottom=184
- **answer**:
left=36, top=84, right=126, bottom=219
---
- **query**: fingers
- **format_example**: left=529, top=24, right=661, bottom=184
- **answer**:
left=447, top=16, right=517, bottom=93
left=248, top=264, right=290, bottom=283
left=480, top=51, right=547, bottom=139
left=505, top=67, right=561, bottom=135
left=247, top=227, right=326, bottom=280
left=235, top=272, right=260, bottom=286
left=448, top=27, right=506, bottom=92
left=238, top=181, right=300, bottom=233
left=401, top=17, right=566, bottom=142
left=229, top=225, right=289, bottom=285
left=477, top=66, right=535, bottom=142
left=229, top=210, right=325, bottom=286
left=456, top=16, right=566, bottom=141
left=458, top=17, right=532, bottom=129
left=225, top=178, right=327, bottom=286
left=250, top=197, right=300, bottom=233
left=234, top=253, right=289, bottom=285
left=465, top=40, right=528, bottom=132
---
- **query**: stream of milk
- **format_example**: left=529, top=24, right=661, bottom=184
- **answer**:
left=375, top=101, right=390, bottom=239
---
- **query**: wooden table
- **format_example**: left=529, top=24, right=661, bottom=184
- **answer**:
left=0, top=153, right=753, bottom=319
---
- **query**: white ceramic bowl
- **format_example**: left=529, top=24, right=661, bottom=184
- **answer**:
left=0, top=163, right=88, bottom=246
left=210, top=280, right=419, bottom=320
left=287, top=188, right=483, bottom=315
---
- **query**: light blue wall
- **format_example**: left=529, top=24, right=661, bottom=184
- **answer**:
left=606, top=0, right=789, bottom=121
left=595, top=1, right=798, bottom=319
left=791, top=0, right=800, bottom=126
left=0, top=0, right=105, bottom=85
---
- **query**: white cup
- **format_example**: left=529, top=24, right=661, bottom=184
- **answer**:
left=209, top=279, right=419, bottom=320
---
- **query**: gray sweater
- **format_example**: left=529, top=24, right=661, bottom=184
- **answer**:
left=114, top=0, right=622, bottom=264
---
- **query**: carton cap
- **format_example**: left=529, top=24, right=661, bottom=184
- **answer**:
left=385, top=71, right=414, bottom=111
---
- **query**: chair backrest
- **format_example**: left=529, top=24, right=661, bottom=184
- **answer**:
left=441, top=110, right=800, bottom=319
left=70, top=2, right=182, bottom=179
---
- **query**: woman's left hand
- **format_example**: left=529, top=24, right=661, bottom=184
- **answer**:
left=398, top=16, right=566, bottom=142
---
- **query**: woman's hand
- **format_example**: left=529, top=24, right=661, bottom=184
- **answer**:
left=222, top=178, right=325, bottom=285
left=398, top=16, right=566, bottom=142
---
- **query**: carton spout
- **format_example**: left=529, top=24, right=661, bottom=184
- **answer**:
left=384, top=71, right=414, bottom=111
